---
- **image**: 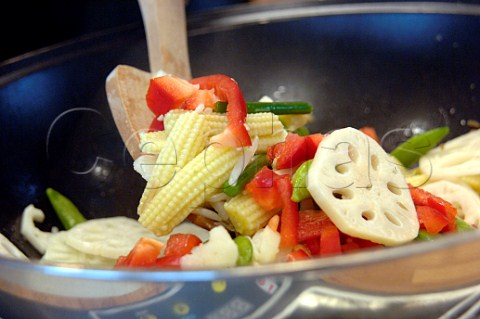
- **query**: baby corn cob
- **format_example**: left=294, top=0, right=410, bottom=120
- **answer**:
left=164, top=109, right=285, bottom=138
left=139, top=131, right=167, bottom=154
left=139, top=146, right=242, bottom=236
left=224, top=192, right=279, bottom=236
left=256, top=130, right=288, bottom=153
left=138, top=112, right=209, bottom=214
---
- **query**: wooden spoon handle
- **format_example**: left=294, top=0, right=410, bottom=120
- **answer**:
left=138, top=0, right=191, bottom=79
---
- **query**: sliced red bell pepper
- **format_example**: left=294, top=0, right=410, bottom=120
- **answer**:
left=148, top=116, right=165, bottom=132
left=298, top=210, right=331, bottom=242
left=359, top=126, right=380, bottom=143
left=276, top=177, right=299, bottom=248
left=409, top=184, right=457, bottom=232
left=245, top=166, right=283, bottom=211
left=163, top=233, right=202, bottom=257
left=341, top=236, right=381, bottom=253
left=180, top=88, right=219, bottom=111
left=286, top=246, right=311, bottom=261
left=146, top=76, right=198, bottom=117
left=115, top=237, right=164, bottom=268
left=267, top=133, right=323, bottom=170
left=190, top=74, right=251, bottom=148
left=416, top=205, right=450, bottom=234
left=319, top=220, right=341, bottom=256
left=154, top=255, right=182, bottom=268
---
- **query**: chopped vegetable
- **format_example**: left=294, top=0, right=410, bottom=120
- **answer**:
left=390, top=126, right=449, bottom=168
left=421, top=181, right=480, bottom=227
left=214, top=101, right=313, bottom=114
left=46, top=188, right=87, bottom=230
left=307, top=127, right=419, bottom=246
left=190, top=74, right=252, bottom=148
left=291, top=159, right=313, bottom=202
left=277, top=177, right=299, bottom=248
left=223, top=154, right=270, bottom=197
left=116, top=237, right=164, bottom=268
left=234, top=236, right=253, bottom=266
left=163, top=233, right=202, bottom=257
left=419, top=129, right=480, bottom=180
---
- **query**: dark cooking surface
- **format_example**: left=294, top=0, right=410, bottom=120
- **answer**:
left=1, top=9, right=479, bottom=259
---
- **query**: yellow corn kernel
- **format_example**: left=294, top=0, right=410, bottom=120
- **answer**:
left=139, top=131, right=167, bottom=154
left=139, top=146, right=242, bottom=236
left=164, top=109, right=188, bottom=133
left=224, top=192, right=279, bottom=236
left=256, top=130, right=288, bottom=153
left=138, top=112, right=209, bottom=215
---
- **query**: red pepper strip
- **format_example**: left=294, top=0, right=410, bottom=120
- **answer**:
left=319, top=220, right=341, bottom=256
left=416, top=205, right=450, bottom=234
left=409, top=184, right=457, bottom=232
left=146, top=76, right=198, bottom=117
left=276, top=177, right=299, bottom=248
left=245, top=166, right=283, bottom=212
left=298, top=210, right=331, bottom=242
left=148, top=116, right=165, bottom=132
left=190, top=74, right=251, bottom=148
left=267, top=133, right=323, bottom=170
left=154, top=255, right=182, bottom=268
left=115, top=237, right=164, bottom=268
left=163, top=233, right=202, bottom=257
left=287, top=246, right=311, bottom=261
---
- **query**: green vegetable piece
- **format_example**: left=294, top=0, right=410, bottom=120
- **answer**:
left=234, top=236, right=253, bottom=266
left=416, top=230, right=439, bottom=241
left=293, top=126, right=310, bottom=136
left=390, top=127, right=450, bottom=168
left=455, top=217, right=475, bottom=232
left=223, top=154, right=270, bottom=197
left=215, top=101, right=313, bottom=115
left=46, top=188, right=87, bottom=230
left=291, top=160, right=313, bottom=202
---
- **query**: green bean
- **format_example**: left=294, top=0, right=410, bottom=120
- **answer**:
left=390, top=127, right=449, bottom=168
left=455, top=217, right=475, bottom=232
left=291, top=159, right=312, bottom=203
left=223, top=154, right=270, bottom=197
left=46, top=188, right=87, bottom=230
left=214, top=101, right=313, bottom=114
left=234, top=236, right=253, bottom=266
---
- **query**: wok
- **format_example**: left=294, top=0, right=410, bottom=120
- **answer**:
left=1, top=2, right=480, bottom=318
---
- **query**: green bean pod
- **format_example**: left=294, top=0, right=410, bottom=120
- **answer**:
left=46, top=188, right=87, bottom=230
left=215, top=101, right=313, bottom=114
left=390, top=127, right=449, bottom=168
left=223, top=154, right=270, bottom=197
left=291, top=159, right=313, bottom=203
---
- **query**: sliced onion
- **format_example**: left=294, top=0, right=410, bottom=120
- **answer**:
left=191, top=207, right=223, bottom=222
left=209, top=201, right=229, bottom=221
left=228, top=136, right=259, bottom=186
left=133, top=154, right=158, bottom=181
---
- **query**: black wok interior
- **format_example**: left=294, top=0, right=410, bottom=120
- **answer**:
left=1, top=7, right=479, bottom=258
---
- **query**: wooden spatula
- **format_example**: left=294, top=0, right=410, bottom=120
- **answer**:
left=106, top=0, right=190, bottom=160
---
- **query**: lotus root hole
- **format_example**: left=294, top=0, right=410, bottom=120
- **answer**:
left=387, top=182, right=402, bottom=195
left=335, top=163, right=349, bottom=174
left=332, top=189, right=354, bottom=200
left=371, top=154, right=379, bottom=171
left=384, top=211, right=401, bottom=226
left=361, top=210, right=376, bottom=221
left=348, top=143, right=359, bottom=162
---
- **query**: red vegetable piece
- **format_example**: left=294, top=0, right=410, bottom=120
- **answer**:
left=359, top=126, right=380, bottom=143
left=115, top=237, right=164, bottom=268
left=298, top=210, right=330, bottom=242
left=180, top=88, right=219, bottom=111
left=277, top=177, right=299, bottom=248
left=245, top=167, right=283, bottom=212
left=148, top=116, right=164, bottom=132
left=416, top=205, right=450, bottom=234
left=154, top=255, right=183, bottom=268
left=318, top=219, right=341, bottom=256
left=190, top=74, right=251, bottom=148
left=163, top=233, right=202, bottom=257
left=146, top=75, right=198, bottom=116
left=267, top=133, right=323, bottom=170
left=287, top=246, right=311, bottom=261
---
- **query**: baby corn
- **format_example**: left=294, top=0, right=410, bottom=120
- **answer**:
left=224, top=192, right=279, bottom=236
left=138, top=112, right=209, bottom=214
left=139, top=146, right=242, bottom=236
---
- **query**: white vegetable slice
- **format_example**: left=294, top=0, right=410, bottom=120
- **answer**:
left=422, top=180, right=480, bottom=227
left=20, top=205, right=53, bottom=254
left=251, top=226, right=281, bottom=264
left=180, top=226, right=238, bottom=269
left=419, top=129, right=480, bottom=180
left=64, top=216, right=160, bottom=259
left=42, top=232, right=116, bottom=267
left=0, top=233, right=28, bottom=260
left=307, top=127, right=419, bottom=245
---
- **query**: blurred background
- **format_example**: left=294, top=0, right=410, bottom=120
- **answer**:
left=1, top=0, right=295, bottom=63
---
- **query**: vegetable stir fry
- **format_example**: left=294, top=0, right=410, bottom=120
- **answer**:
left=14, top=73, right=480, bottom=269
